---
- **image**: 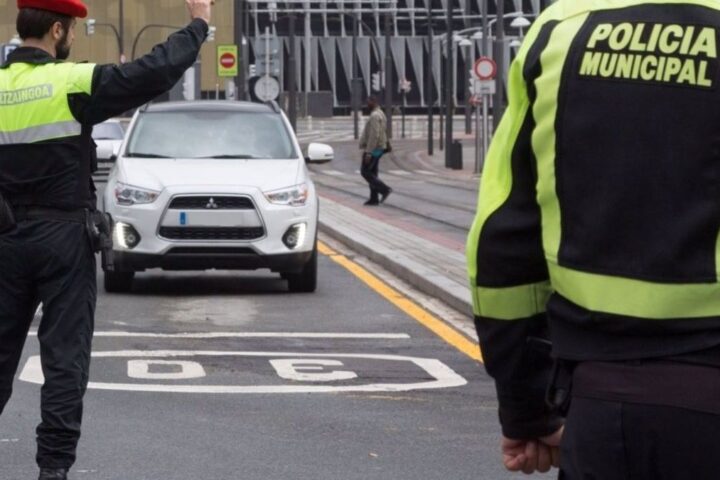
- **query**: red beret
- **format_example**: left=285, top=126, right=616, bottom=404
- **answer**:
left=17, top=0, right=88, bottom=18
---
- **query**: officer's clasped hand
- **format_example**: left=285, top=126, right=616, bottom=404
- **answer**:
left=501, top=427, right=563, bottom=475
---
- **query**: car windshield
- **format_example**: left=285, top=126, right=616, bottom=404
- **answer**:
left=92, top=122, right=124, bottom=140
left=125, top=110, right=297, bottom=159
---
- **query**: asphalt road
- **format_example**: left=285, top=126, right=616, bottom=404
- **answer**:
left=2, top=153, right=558, bottom=480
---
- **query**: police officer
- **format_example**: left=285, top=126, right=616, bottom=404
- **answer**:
left=0, top=1, right=213, bottom=479
left=467, top=0, right=720, bottom=477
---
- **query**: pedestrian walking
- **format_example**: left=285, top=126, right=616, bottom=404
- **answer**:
left=467, top=1, right=720, bottom=478
left=0, top=1, right=213, bottom=479
left=359, top=96, right=392, bottom=206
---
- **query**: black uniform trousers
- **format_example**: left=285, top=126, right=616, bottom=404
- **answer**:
left=0, top=219, right=96, bottom=469
left=559, top=361, right=720, bottom=480
left=360, top=152, right=390, bottom=203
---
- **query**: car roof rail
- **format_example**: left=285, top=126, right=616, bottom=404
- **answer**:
left=266, top=100, right=281, bottom=114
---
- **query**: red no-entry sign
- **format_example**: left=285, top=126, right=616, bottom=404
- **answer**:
left=217, top=45, right=238, bottom=77
left=220, top=53, right=236, bottom=69
left=473, top=57, right=497, bottom=81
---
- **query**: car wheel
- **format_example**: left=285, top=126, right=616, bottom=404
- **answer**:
left=104, top=270, right=135, bottom=293
left=286, top=247, right=317, bottom=293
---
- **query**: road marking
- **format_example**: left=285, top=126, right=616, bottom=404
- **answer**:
left=318, top=241, right=482, bottom=362
left=26, top=331, right=410, bottom=339
left=417, top=170, right=438, bottom=176
left=270, top=359, right=358, bottom=382
left=388, top=170, right=412, bottom=176
left=19, top=351, right=466, bottom=393
left=323, top=169, right=347, bottom=176
left=128, top=360, right=206, bottom=380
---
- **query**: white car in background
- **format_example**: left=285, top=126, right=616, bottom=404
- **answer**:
left=102, top=101, right=333, bottom=293
left=92, top=119, right=125, bottom=161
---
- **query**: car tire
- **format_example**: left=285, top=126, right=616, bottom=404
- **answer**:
left=286, top=247, right=317, bottom=293
left=104, top=270, right=135, bottom=293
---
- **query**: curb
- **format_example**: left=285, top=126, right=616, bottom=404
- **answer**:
left=318, top=215, right=474, bottom=318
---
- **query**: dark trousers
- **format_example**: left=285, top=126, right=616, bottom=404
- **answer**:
left=0, top=219, right=96, bottom=469
left=360, top=152, right=390, bottom=202
left=560, top=396, right=720, bottom=479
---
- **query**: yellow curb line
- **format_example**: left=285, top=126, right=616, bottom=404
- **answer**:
left=318, top=241, right=483, bottom=363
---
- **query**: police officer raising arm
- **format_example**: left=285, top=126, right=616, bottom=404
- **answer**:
left=0, top=1, right=212, bottom=479
left=468, top=0, right=720, bottom=478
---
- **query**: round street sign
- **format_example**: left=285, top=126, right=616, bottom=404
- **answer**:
left=473, top=57, right=497, bottom=81
left=254, top=76, right=280, bottom=102
left=220, top=53, right=236, bottom=69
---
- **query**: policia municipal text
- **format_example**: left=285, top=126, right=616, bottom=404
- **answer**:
left=467, top=0, right=720, bottom=478
left=0, top=1, right=213, bottom=479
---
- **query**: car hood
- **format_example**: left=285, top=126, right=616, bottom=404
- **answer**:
left=118, top=157, right=302, bottom=191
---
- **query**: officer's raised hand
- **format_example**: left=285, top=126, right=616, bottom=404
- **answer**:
left=186, top=0, right=213, bottom=23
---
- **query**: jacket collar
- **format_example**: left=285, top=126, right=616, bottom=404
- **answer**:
left=1, top=47, right=61, bottom=69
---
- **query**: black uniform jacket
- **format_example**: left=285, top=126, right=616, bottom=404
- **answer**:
left=0, top=18, right=208, bottom=210
left=467, top=0, right=720, bottom=439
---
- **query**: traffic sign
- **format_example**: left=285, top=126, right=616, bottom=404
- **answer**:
left=217, top=45, right=238, bottom=77
left=473, top=78, right=496, bottom=95
left=473, top=56, right=497, bottom=81
left=254, top=76, right=280, bottom=102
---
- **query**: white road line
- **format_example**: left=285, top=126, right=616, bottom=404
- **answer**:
left=388, top=170, right=413, bottom=176
left=322, top=169, right=347, bottom=176
left=417, top=170, right=438, bottom=176
left=27, top=331, right=411, bottom=339
left=20, top=351, right=467, bottom=393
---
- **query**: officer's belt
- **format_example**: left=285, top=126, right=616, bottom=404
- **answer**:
left=573, top=360, right=720, bottom=415
left=14, top=206, right=86, bottom=224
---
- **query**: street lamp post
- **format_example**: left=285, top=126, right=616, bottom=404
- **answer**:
left=118, top=0, right=125, bottom=62
left=493, top=0, right=505, bottom=129
left=131, top=24, right=184, bottom=60
left=384, top=11, right=393, bottom=140
left=234, top=0, right=247, bottom=100
left=444, top=0, right=453, bottom=168
left=460, top=38, right=472, bottom=135
left=426, top=3, right=433, bottom=156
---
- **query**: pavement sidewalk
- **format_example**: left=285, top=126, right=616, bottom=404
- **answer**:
left=317, top=138, right=481, bottom=318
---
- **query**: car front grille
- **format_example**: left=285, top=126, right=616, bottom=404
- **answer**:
left=168, top=196, right=255, bottom=210
left=159, top=227, right=265, bottom=241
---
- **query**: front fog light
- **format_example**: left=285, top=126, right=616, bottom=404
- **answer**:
left=113, top=222, right=141, bottom=249
left=282, top=223, right=307, bottom=249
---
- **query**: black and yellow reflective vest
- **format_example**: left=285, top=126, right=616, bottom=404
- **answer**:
left=0, top=19, right=208, bottom=210
left=467, top=0, right=720, bottom=438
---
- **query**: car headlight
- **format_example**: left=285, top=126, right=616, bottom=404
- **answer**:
left=264, top=183, right=309, bottom=206
left=115, top=182, right=160, bottom=206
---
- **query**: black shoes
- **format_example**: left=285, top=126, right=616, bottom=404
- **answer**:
left=363, top=199, right=379, bottom=206
left=380, top=188, right=393, bottom=204
left=39, top=468, right=68, bottom=480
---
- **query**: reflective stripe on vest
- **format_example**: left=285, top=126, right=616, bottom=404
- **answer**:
left=0, top=61, right=95, bottom=145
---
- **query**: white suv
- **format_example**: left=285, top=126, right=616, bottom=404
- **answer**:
left=102, top=101, right=333, bottom=293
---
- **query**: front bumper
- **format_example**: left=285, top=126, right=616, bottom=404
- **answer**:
left=114, top=248, right=313, bottom=273
left=105, top=185, right=319, bottom=269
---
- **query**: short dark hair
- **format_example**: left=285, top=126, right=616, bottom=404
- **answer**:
left=16, top=8, right=72, bottom=41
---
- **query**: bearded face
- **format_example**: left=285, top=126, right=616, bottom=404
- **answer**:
left=55, top=26, right=71, bottom=60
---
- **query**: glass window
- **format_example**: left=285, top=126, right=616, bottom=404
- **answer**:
left=92, top=121, right=125, bottom=140
left=126, top=110, right=297, bottom=159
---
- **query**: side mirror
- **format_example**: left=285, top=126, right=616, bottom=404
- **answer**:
left=305, top=143, right=334, bottom=164
left=110, top=144, right=121, bottom=162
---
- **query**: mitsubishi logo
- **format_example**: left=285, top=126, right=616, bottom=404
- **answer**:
left=205, top=197, right=219, bottom=209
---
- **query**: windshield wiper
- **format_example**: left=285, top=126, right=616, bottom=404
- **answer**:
left=125, top=152, right=172, bottom=158
left=196, top=154, right=260, bottom=159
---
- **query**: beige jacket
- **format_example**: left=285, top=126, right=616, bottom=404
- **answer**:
left=359, top=107, right=388, bottom=153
